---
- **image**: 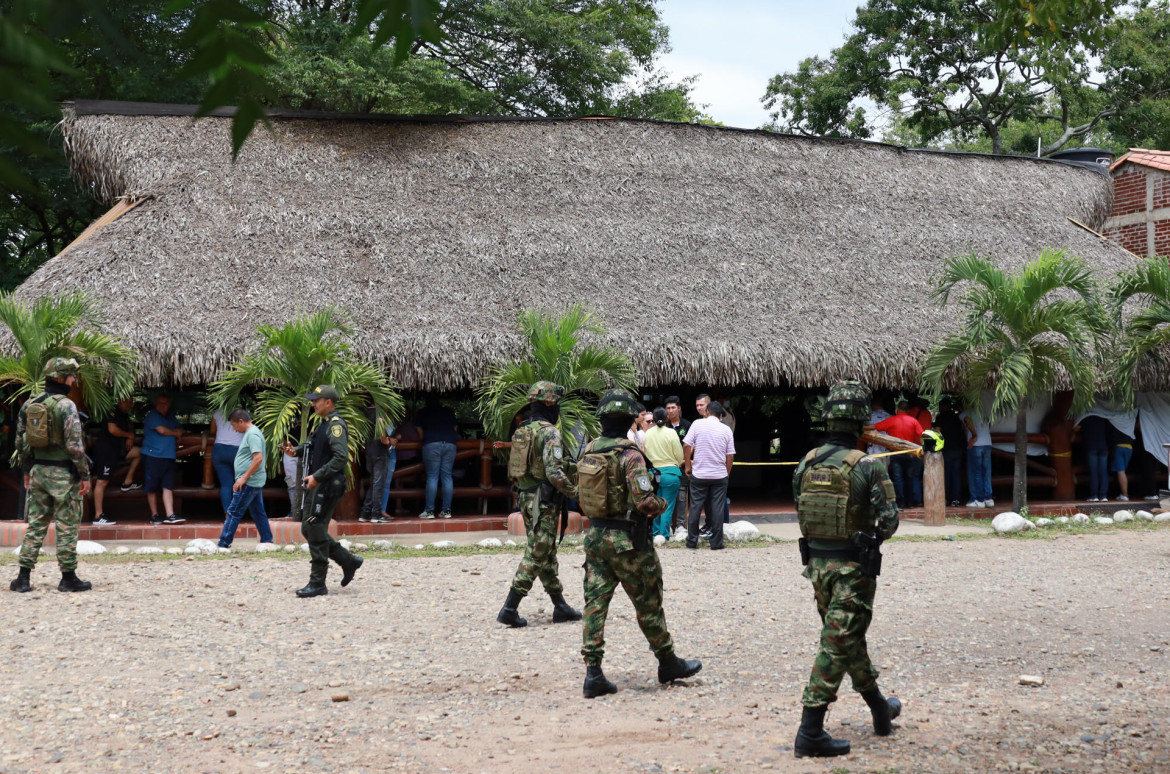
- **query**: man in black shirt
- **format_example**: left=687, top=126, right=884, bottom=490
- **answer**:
left=664, top=396, right=691, bottom=533
left=92, top=397, right=142, bottom=525
left=934, top=399, right=967, bottom=508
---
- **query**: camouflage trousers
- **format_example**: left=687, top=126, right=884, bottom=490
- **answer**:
left=581, top=526, right=674, bottom=665
left=801, top=558, right=880, bottom=707
left=21, top=465, right=82, bottom=572
left=510, top=490, right=562, bottom=598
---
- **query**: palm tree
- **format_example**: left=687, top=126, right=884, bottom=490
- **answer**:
left=476, top=303, right=637, bottom=454
left=919, top=249, right=1103, bottom=510
left=208, top=308, right=403, bottom=520
left=1107, top=255, right=1170, bottom=406
left=0, top=290, right=136, bottom=420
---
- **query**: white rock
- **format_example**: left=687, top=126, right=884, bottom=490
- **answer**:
left=1033, top=518, right=1054, bottom=527
left=184, top=546, right=203, bottom=555
left=283, top=544, right=297, bottom=553
left=1072, top=513, right=1091, bottom=523
left=133, top=546, right=164, bottom=555
left=216, top=547, right=231, bottom=554
left=1113, top=510, right=1134, bottom=523
left=1153, top=512, right=1170, bottom=522
left=338, top=538, right=352, bottom=550
left=165, top=547, right=183, bottom=555
left=1136, top=510, right=1155, bottom=521
left=429, top=540, right=456, bottom=548
left=372, top=539, right=397, bottom=550
left=653, top=534, right=666, bottom=546
left=351, top=542, right=368, bottom=552
left=476, top=538, right=503, bottom=548
left=186, top=538, right=218, bottom=553
left=504, top=539, right=518, bottom=547
left=75, top=540, right=106, bottom=555
left=1055, top=516, right=1070, bottom=524
left=991, top=512, right=1035, bottom=533
left=1019, top=674, right=1045, bottom=687
left=724, top=520, right=761, bottom=541
left=413, top=544, right=426, bottom=550
left=255, top=542, right=280, bottom=553
left=672, top=526, right=689, bottom=542
left=1094, top=517, right=1114, bottom=525
left=300, top=543, right=310, bottom=553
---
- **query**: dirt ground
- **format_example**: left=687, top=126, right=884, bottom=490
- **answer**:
left=1, top=530, right=1168, bottom=774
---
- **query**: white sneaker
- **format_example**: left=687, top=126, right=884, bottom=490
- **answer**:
left=983, top=499, right=995, bottom=508
left=965, top=500, right=983, bottom=508
left=1086, top=497, right=1099, bottom=502
left=1116, top=494, right=1129, bottom=501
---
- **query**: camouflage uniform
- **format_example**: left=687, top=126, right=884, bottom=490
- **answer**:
left=579, top=436, right=671, bottom=664
left=509, top=384, right=577, bottom=599
left=16, top=359, right=90, bottom=574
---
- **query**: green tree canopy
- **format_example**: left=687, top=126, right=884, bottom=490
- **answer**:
left=918, top=250, right=1103, bottom=509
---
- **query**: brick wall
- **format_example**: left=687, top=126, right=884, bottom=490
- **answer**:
left=1105, top=222, right=1147, bottom=255
left=1156, top=220, right=1170, bottom=257
left=1154, top=171, right=1170, bottom=211
left=1112, top=168, right=1148, bottom=216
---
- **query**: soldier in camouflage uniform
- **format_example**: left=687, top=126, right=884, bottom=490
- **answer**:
left=577, top=388, right=701, bottom=698
left=10, top=358, right=93, bottom=593
left=282, top=385, right=363, bottom=598
left=790, top=380, right=902, bottom=758
left=497, top=381, right=582, bottom=627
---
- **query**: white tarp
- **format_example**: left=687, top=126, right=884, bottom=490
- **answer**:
left=1075, top=399, right=1137, bottom=439
left=986, top=392, right=1051, bottom=456
left=1136, top=393, right=1170, bottom=463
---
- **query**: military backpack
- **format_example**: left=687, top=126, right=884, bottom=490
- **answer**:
left=797, top=445, right=869, bottom=540
left=508, top=420, right=552, bottom=481
left=577, top=439, right=642, bottom=520
left=25, top=394, right=66, bottom=449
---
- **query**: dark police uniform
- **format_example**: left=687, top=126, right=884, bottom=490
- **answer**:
left=297, top=400, right=362, bottom=594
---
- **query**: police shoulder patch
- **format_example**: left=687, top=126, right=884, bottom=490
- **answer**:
left=331, top=425, right=343, bottom=438
left=636, top=475, right=651, bottom=491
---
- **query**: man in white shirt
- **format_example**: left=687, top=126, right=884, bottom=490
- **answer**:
left=683, top=401, right=736, bottom=551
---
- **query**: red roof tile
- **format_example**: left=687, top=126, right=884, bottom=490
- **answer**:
left=1112, top=148, right=1170, bottom=173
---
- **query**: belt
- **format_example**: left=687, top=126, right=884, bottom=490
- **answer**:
left=808, top=547, right=859, bottom=561
left=517, top=484, right=540, bottom=493
left=32, top=459, right=74, bottom=470
left=589, top=517, right=633, bottom=531
left=1117, top=443, right=1132, bottom=449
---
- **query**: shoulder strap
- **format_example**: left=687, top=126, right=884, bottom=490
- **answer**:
left=807, top=443, right=850, bottom=469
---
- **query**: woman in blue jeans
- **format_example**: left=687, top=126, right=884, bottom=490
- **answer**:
left=210, top=409, right=244, bottom=512
left=415, top=397, right=460, bottom=519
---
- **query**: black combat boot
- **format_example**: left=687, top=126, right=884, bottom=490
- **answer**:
left=9, top=566, right=31, bottom=593
left=583, top=664, right=618, bottom=698
left=57, top=571, right=92, bottom=592
left=496, top=589, right=527, bottom=627
left=340, top=555, right=363, bottom=587
left=296, top=582, right=328, bottom=598
left=794, top=705, right=851, bottom=758
left=550, top=592, right=582, bottom=623
left=657, top=653, right=702, bottom=683
left=861, top=687, right=902, bottom=736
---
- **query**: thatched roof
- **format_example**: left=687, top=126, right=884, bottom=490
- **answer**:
left=16, top=99, right=1141, bottom=389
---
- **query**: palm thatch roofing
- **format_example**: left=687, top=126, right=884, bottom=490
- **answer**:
left=15, top=99, right=1141, bottom=390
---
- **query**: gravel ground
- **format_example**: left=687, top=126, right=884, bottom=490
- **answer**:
left=1, top=530, right=1168, bottom=774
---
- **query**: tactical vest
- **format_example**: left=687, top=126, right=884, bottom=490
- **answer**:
left=308, top=414, right=346, bottom=491
left=509, top=420, right=552, bottom=482
left=577, top=438, right=638, bottom=520
left=26, top=394, right=68, bottom=459
left=797, top=445, right=871, bottom=540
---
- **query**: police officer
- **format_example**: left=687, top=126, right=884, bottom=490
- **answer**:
left=10, top=358, right=92, bottom=593
left=791, top=380, right=902, bottom=757
left=282, top=385, right=363, bottom=598
left=497, top=381, right=582, bottom=627
left=577, top=388, right=701, bottom=698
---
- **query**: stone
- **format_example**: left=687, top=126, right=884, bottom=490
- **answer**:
left=1055, top=516, right=1071, bottom=524
left=186, top=538, right=218, bottom=555
left=1033, top=518, right=1054, bottom=527
left=338, top=539, right=352, bottom=550
left=653, top=535, right=666, bottom=546
left=672, top=526, right=689, bottom=542
left=372, top=540, right=396, bottom=550
left=351, top=542, right=368, bottom=552
left=331, top=693, right=349, bottom=702
left=429, top=540, right=456, bottom=548
left=413, top=544, right=425, bottom=550
left=133, top=546, right=164, bottom=555
left=504, top=539, right=517, bottom=547
left=1136, top=510, right=1155, bottom=521
left=300, top=543, right=310, bottom=552
left=75, top=540, right=106, bottom=555
left=1094, top=517, right=1114, bottom=525
left=226, top=709, right=237, bottom=717
left=113, top=546, right=130, bottom=555
left=1072, top=513, right=1091, bottom=524
left=1154, top=513, right=1170, bottom=523
left=1019, top=675, right=1045, bottom=687
left=992, top=512, right=1035, bottom=533
left=476, top=538, right=503, bottom=548
left=184, top=546, right=203, bottom=555
left=724, top=520, right=761, bottom=541
left=165, top=547, right=183, bottom=555
left=1113, top=510, right=1134, bottom=523
left=254, top=543, right=281, bottom=553
left=283, top=544, right=297, bottom=553
left=216, top=547, right=231, bottom=554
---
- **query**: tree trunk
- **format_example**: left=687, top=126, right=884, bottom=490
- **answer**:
left=1013, top=403, right=1028, bottom=511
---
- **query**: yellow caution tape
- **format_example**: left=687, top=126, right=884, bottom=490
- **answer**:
left=732, top=448, right=921, bottom=467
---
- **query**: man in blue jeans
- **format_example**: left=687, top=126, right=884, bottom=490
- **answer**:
left=217, top=408, right=273, bottom=548
left=415, top=396, right=459, bottom=519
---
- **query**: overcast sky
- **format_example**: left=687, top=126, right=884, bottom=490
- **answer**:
left=656, top=0, right=863, bottom=130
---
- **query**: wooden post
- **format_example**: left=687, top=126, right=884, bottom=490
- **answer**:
left=923, top=451, right=946, bottom=526
left=202, top=441, right=215, bottom=489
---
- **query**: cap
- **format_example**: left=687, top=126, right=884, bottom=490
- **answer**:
left=305, top=385, right=340, bottom=401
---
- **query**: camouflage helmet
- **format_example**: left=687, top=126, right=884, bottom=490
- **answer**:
left=821, top=379, right=872, bottom=422
left=43, top=357, right=81, bottom=381
left=526, top=381, right=565, bottom=404
left=596, top=388, right=639, bottom=419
